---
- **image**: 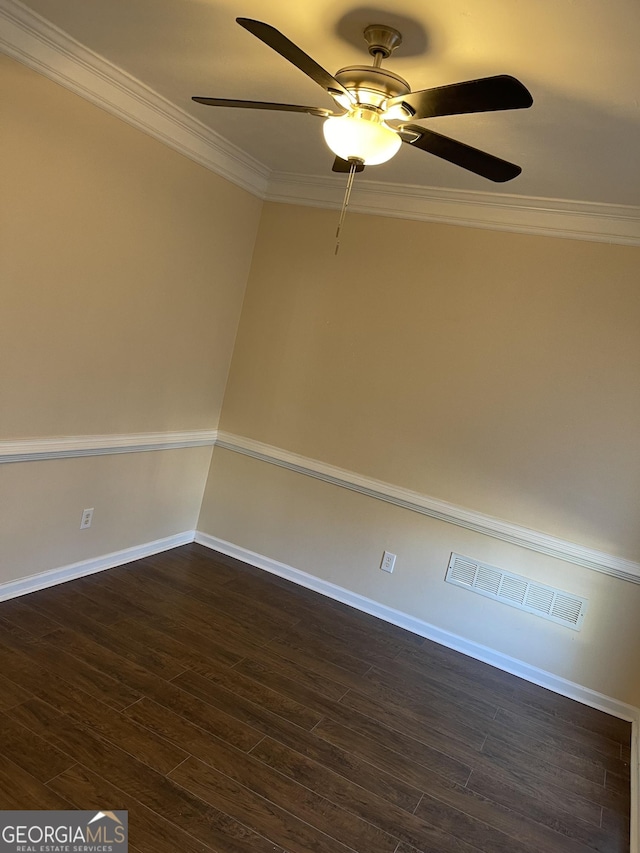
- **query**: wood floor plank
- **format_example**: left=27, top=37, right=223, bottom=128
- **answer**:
left=111, top=614, right=245, bottom=673
left=467, top=767, right=612, bottom=846
left=398, top=642, right=631, bottom=746
left=221, top=572, right=350, bottom=625
left=25, top=582, right=124, bottom=627
left=0, top=624, right=142, bottom=711
left=39, top=684, right=188, bottom=775
left=0, top=545, right=630, bottom=853
left=230, top=655, right=380, bottom=719
left=91, top=567, right=291, bottom=654
left=347, top=667, right=498, bottom=738
left=107, top=566, right=297, bottom=644
left=169, top=756, right=395, bottom=853
left=0, top=670, right=32, bottom=709
left=410, top=788, right=541, bottom=853
left=225, top=572, right=424, bottom=656
left=76, top=571, right=168, bottom=620
left=250, top=736, right=497, bottom=853
left=0, top=710, right=75, bottom=782
left=172, top=668, right=329, bottom=741
left=234, top=649, right=493, bottom=781
left=234, top=650, right=350, bottom=703
left=410, top=773, right=599, bottom=853
left=360, top=659, right=500, bottom=723
left=168, top=671, right=424, bottom=812
left=136, top=558, right=302, bottom=632
left=0, top=753, right=72, bottom=810
left=601, top=807, right=631, bottom=851
left=481, top=735, right=629, bottom=813
left=166, top=726, right=400, bottom=853
left=139, top=546, right=242, bottom=587
left=314, top=717, right=473, bottom=790
left=139, top=613, right=253, bottom=668
left=340, top=684, right=488, bottom=751
left=0, top=598, right=63, bottom=637
left=45, top=627, right=264, bottom=752
left=484, top=718, right=605, bottom=785
left=207, top=550, right=425, bottom=651
left=490, top=707, right=631, bottom=781
left=233, top=649, right=478, bottom=785
left=471, top=756, right=602, bottom=828
left=10, top=698, right=285, bottom=853
left=48, top=763, right=224, bottom=853
left=606, top=768, right=634, bottom=796
left=28, top=600, right=188, bottom=680
left=261, top=631, right=373, bottom=685
left=268, top=620, right=403, bottom=674
left=172, top=657, right=324, bottom=731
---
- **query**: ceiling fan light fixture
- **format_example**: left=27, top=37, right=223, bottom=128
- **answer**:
left=323, top=110, right=401, bottom=165
left=383, top=101, right=414, bottom=122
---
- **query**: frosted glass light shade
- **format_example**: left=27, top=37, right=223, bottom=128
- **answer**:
left=323, top=113, right=401, bottom=165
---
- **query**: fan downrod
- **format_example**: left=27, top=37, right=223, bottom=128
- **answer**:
left=363, top=25, right=402, bottom=62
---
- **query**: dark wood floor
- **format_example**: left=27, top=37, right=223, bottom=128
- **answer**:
left=0, top=543, right=631, bottom=853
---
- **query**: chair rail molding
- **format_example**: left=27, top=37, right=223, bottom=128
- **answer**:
left=215, top=431, right=640, bottom=585
left=0, top=430, right=218, bottom=463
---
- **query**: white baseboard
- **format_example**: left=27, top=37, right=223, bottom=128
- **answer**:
left=0, top=530, right=195, bottom=601
left=196, top=530, right=639, bottom=853
left=194, top=531, right=637, bottom=720
left=0, top=527, right=636, bottom=849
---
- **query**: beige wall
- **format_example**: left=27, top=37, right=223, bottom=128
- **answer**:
left=1, top=448, right=212, bottom=584
left=218, top=202, right=640, bottom=560
left=3, top=54, right=639, bottom=707
left=2, top=54, right=262, bottom=438
left=199, top=201, right=640, bottom=706
left=200, top=448, right=640, bottom=707
left=1, top=55, right=261, bottom=582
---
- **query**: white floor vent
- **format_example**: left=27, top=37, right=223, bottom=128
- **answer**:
left=446, top=553, right=588, bottom=631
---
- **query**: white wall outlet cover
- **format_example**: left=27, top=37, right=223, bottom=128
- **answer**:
left=380, top=551, right=396, bottom=573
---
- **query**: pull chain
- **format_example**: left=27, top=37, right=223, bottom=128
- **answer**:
left=335, top=159, right=361, bottom=255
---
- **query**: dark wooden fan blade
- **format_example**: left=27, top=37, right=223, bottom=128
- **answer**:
left=236, top=18, right=353, bottom=104
left=389, top=75, right=532, bottom=120
left=402, top=125, right=522, bottom=182
left=332, top=157, right=365, bottom=173
left=192, top=97, right=334, bottom=116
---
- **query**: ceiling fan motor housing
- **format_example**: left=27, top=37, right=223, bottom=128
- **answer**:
left=192, top=17, right=533, bottom=182
left=335, top=66, right=410, bottom=110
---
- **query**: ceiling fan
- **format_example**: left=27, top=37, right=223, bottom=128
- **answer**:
left=193, top=18, right=533, bottom=182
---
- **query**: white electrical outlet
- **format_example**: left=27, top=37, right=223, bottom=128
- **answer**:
left=80, top=507, right=94, bottom=529
left=380, top=551, right=396, bottom=573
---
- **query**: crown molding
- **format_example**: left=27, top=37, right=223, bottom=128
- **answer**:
left=2, top=0, right=639, bottom=244
left=0, top=0, right=269, bottom=196
left=267, top=173, right=640, bottom=246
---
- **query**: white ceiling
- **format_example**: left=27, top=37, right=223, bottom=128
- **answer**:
left=6, top=0, right=640, bottom=210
